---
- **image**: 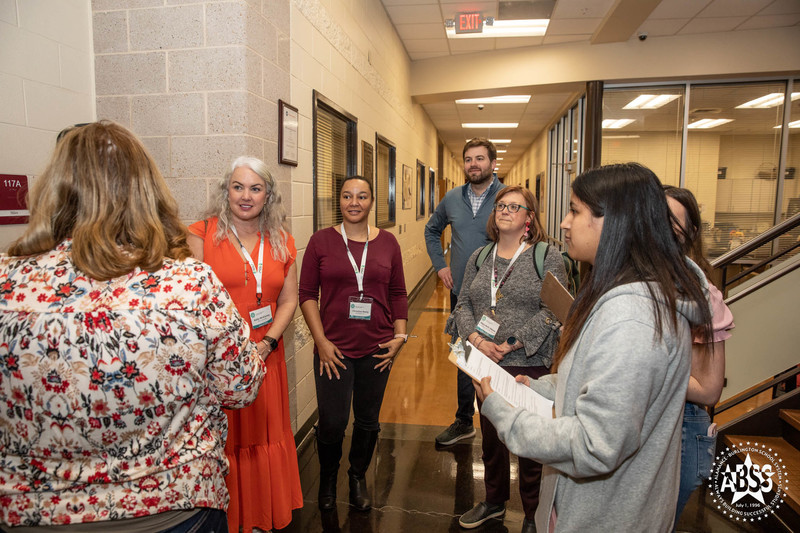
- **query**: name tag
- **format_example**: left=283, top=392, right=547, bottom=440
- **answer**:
left=249, top=305, right=273, bottom=329
left=348, top=295, right=373, bottom=320
left=476, top=314, right=500, bottom=340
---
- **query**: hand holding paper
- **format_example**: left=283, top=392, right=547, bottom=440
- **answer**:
left=449, top=339, right=553, bottom=418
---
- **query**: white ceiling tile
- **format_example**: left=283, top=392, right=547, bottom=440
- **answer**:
left=759, top=0, right=800, bottom=15
left=737, top=13, right=800, bottom=29
left=650, top=0, right=712, bottom=19
left=382, top=0, right=439, bottom=5
left=386, top=4, right=443, bottom=24
left=449, top=38, right=496, bottom=53
left=404, top=37, right=450, bottom=52
left=395, top=22, right=445, bottom=40
left=553, top=0, right=617, bottom=19
left=698, top=0, right=774, bottom=18
left=440, top=2, right=498, bottom=19
left=678, top=16, right=748, bottom=33
left=547, top=18, right=603, bottom=35
left=636, top=18, right=691, bottom=36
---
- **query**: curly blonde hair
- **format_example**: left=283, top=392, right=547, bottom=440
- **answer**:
left=206, top=156, right=290, bottom=262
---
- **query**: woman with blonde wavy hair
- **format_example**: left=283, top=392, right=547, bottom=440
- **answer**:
left=188, top=156, right=302, bottom=533
left=0, top=121, right=264, bottom=531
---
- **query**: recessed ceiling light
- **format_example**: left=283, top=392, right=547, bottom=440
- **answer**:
left=496, top=158, right=504, bottom=161
left=497, top=149, right=507, bottom=153
left=623, top=94, right=680, bottom=109
left=602, top=135, right=642, bottom=139
left=446, top=18, right=549, bottom=39
left=456, top=95, right=531, bottom=105
left=687, top=119, right=733, bottom=129
left=774, top=120, right=800, bottom=128
left=489, top=139, right=511, bottom=144
left=737, top=93, right=800, bottom=109
left=602, top=119, right=635, bottom=129
left=462, top=123, right=518, bottom=128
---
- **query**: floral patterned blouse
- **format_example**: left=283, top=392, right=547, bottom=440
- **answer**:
left=0, top=241, right=265, bottom=527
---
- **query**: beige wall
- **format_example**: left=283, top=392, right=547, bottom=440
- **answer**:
left=0, top=0, right=95, bottom=250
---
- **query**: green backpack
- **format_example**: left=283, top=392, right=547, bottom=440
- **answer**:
left=474, top=241, right=581, bottom=296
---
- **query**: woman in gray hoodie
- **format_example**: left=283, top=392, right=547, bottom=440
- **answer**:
left=476, top=163, right=712, bottom=532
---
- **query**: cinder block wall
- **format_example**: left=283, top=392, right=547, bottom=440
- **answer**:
left=91, top=0, right=304, bottom=429
left=0, top=0, right=95, bottom=249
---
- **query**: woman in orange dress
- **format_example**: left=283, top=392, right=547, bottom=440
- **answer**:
left=188, top=156, right=302, bottom=533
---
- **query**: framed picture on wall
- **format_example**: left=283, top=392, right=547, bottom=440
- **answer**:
left=416, top=159, right=425, bottom=220
left=402, top=164, right=413, bottom=210
left=278, top=100, right=298, bottom=166
left=428, top=167, right=435, bottom=215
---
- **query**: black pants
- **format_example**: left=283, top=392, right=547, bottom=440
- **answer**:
left=452, top=290, right=476, bottom=424
left=314, top=352, right=392, bottom=442
left=478, top=365, right=549, bottom=520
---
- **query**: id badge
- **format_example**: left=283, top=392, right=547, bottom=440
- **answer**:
left=249, top=304, right=273, bottom=329
left=348, top=295, right=373, bottom=320
left=476, top=314, right=500, bottom=340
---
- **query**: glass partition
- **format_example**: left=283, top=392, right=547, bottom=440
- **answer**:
left=686, top=82, right=787, bottom=258
left=601, top=86, right=685, bottom=186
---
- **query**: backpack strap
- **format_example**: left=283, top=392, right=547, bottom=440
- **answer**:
left=533, top=241, right=549, bottom=280
left=475, top=243, right=495, bottom=270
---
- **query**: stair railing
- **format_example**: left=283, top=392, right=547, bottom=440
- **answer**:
left=708, top=211, right=800, bottom=421
left=711, top=211, right=800, bottom=296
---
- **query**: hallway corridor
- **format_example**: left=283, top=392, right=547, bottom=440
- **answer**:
left=279, top=276, right=780, bottom=533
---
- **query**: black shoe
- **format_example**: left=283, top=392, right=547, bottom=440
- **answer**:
left=458, top=501, right=505, bottom=529
left=521, top=517, right=536, bottom=533
left=317, top=436, right=343, bottom=511
left=435, top=419, right=476, bottom=446
left=349, top=473, right=371, bottom=511
left=319, top=471, right=338, bottom=511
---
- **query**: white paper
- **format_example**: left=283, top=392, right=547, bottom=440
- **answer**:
left=452, top=340, right=554, bottom=418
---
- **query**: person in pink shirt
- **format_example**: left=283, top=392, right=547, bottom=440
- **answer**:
left=665, top=185, right=735, bottom=524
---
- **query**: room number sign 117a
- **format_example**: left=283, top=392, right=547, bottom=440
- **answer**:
left=0, top=174, right=30, bottom=225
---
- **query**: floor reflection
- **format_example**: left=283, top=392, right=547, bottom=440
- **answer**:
left=278, top=276, right=781, bottom=533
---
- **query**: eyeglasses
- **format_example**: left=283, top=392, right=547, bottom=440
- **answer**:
left=494, top=202, right=530, bottom=213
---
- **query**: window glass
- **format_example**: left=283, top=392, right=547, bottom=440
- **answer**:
left=781, top=81, right=800, bottom=256
left=375, top=134, right=395, bottom=227
left=416, top=160, right=426, bottom=220
left=314, top=94, right=356, bottom=230
left=602, top=86, right=685, bottom=186
left=686, top=82, right=786, bottom=258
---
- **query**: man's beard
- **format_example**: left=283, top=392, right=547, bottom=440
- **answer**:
left=464, top=167, right=493, bottom=185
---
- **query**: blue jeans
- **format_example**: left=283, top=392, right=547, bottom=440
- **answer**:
left=675, top=402, right=716, bottom=524
left=452, top=291, right=475, bottom=424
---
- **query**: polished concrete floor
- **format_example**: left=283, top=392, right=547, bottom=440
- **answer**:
left=278, top=276, right=788, bottom=533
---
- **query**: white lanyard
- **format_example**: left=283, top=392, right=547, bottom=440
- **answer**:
left=490, top=242, right=527, bottom=309
left=231, top=225, right=264, bottom=304
left=341, top=223, right=369, bottom=295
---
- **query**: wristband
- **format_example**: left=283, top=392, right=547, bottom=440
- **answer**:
left=263, top=336, right=278, bottom=351
left=394, top=333, right=409, bottom=343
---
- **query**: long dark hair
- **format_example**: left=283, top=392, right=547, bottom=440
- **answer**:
left=553, top=163, right=712, bottom=371
left=663, top=185, right=712, bottom=278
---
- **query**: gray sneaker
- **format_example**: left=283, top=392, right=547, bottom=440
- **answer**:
left=435, top=419, right=476, bottom=446
left=459, top=501, right=505, bottom=529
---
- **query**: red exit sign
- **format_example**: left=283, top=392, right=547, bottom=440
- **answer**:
left=456, top=12, right=483, bottom=34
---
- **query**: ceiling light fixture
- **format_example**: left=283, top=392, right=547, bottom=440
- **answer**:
left=687, top=119, right=733, bottom=129
left=496, top=149, right=507, bottom=153
left=489, top=139, right=511, bottom=144
left=456, top=95, right=531, bottom=105
left=445, top=18, right=549, bottom=39
left=602, top=119, right=635, bottom=129
left=737, top=92, right=800, bottom=109
left=623, top=94, right=680, bottom=109
left=462, top=123, right=518, bottom=128
left=774, top=120, right=800, bottom=129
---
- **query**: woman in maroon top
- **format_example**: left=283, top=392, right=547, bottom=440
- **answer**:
left=299, top=176, right=408, bottom=513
